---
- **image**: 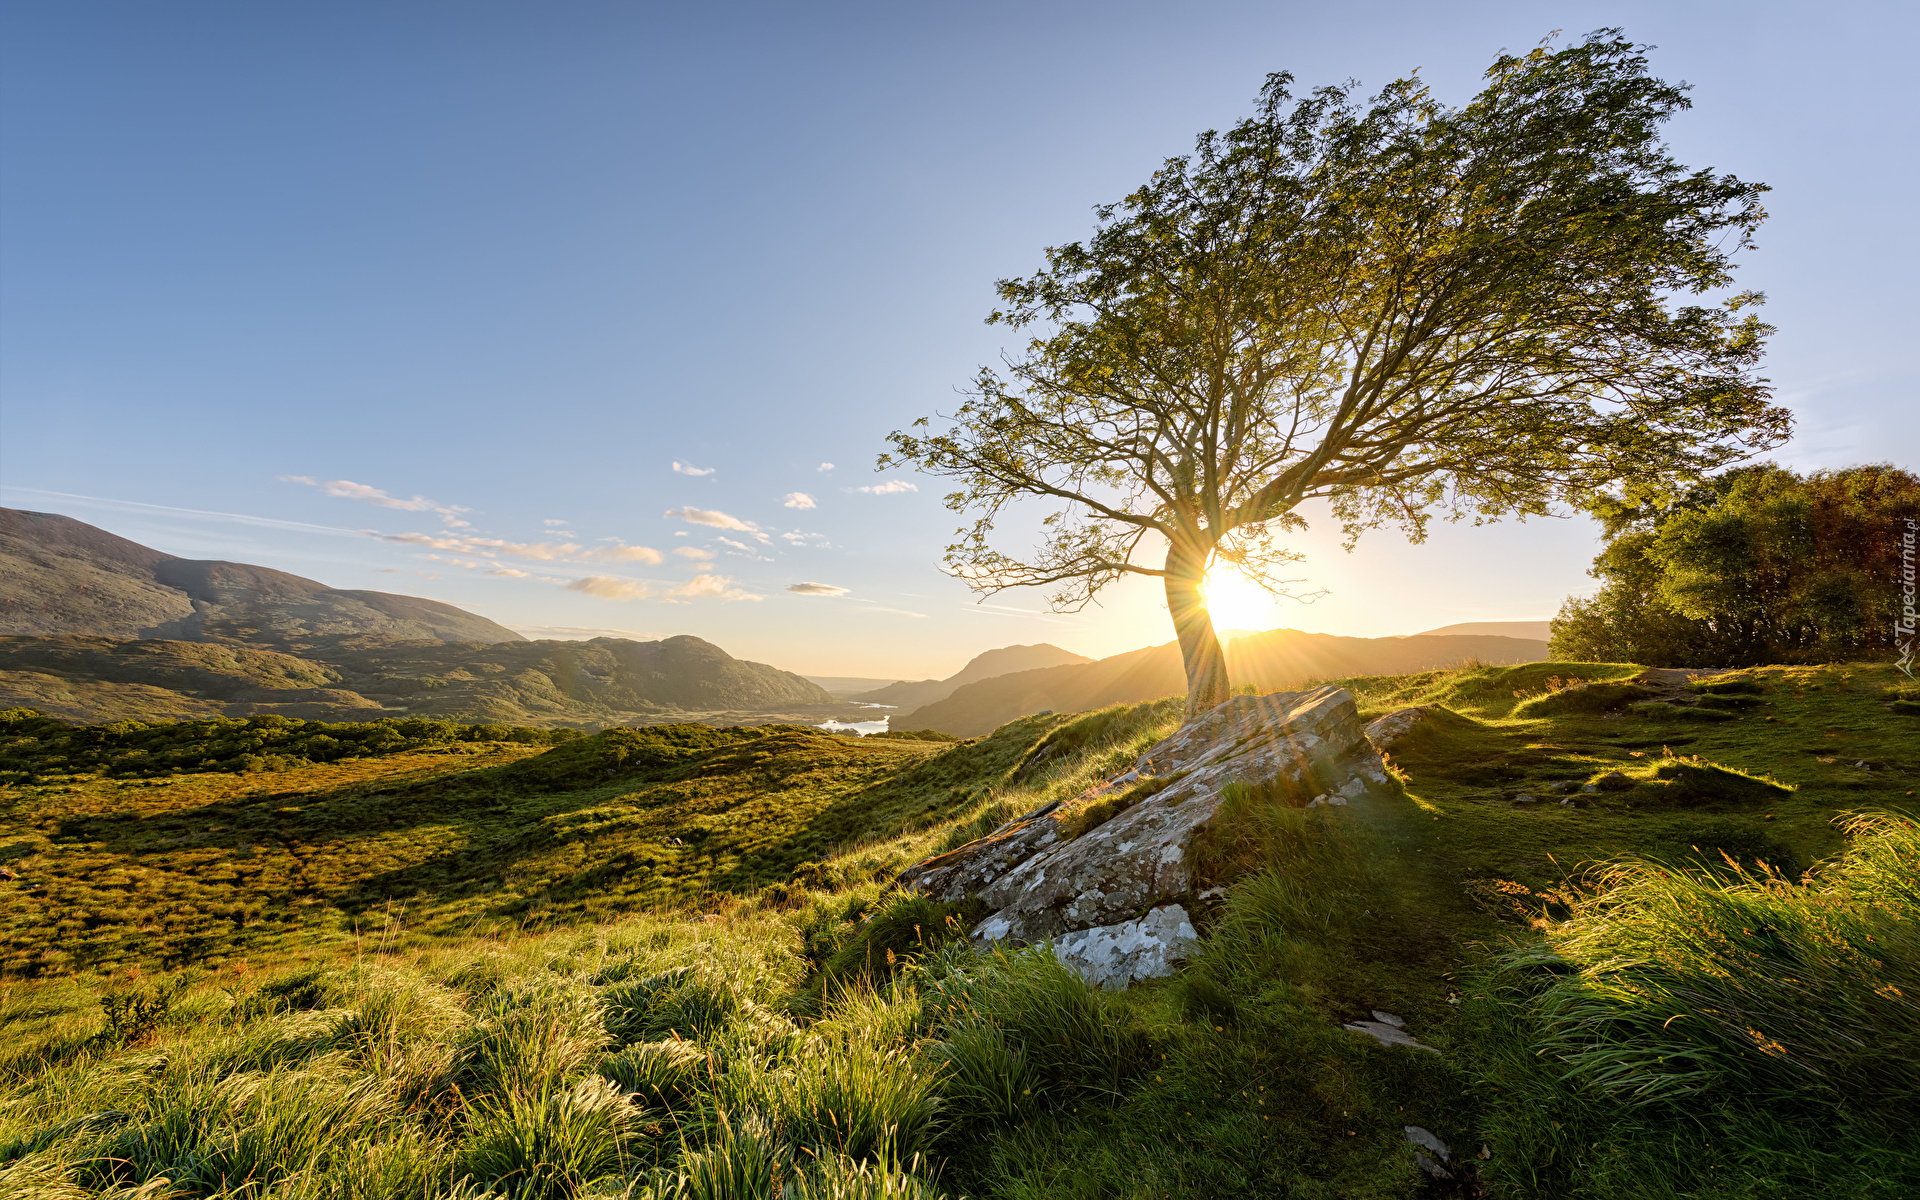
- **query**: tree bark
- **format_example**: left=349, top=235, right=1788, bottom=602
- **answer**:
left=1165, top=540, right=1231, bottom=720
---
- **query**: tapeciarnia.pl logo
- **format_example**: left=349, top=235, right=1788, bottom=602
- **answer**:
left=1898, top=517, right=1917, bottom=680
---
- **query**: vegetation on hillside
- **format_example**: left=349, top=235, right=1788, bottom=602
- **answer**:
left=1551, top=463, right=1920, bottom=666
left=0, top=660, right=1915, bottom=1197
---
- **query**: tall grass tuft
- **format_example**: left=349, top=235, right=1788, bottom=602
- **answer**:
left=457, top=1075, right=639, bottom=1200
left=1473, top=810, right=1920, bottom=1196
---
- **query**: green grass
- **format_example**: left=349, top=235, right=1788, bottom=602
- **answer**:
left=0, top=660, right=1915, bottom=1197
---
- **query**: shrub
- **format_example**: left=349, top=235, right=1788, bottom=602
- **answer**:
left=95, top=976, right=185, bottom=1045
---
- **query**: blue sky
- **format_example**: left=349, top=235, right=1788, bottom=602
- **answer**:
left=3, top=0, right=1913, bottom=679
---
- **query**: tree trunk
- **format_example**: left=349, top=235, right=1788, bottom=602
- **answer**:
left=1165, top=541, right=1231, bottom=720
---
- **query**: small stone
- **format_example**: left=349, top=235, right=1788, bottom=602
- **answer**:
left=1560, top=797, right=1583, bottom=808
left=1512, top=793, right=1539, bottom=804
left=1406, top=1127, right=1453, bottom=1178
left=1342, top=1021, right=1439, bottom=1053
left=1197, top=886, right=1228, bottom=901
left=1579, top=783, right=1599, bottom=793
left=1370, top=1011, right=1404, bottom=1028
left=1593, top=770, right=1633, bottom=791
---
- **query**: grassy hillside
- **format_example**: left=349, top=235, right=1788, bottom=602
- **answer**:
left=1, top=662, right=1915, bottom=1198
left=0, top=633, right=848, bottom=730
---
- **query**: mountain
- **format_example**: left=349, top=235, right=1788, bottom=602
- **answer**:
left=0, top=508, right=521, bottom=647
left=892, top=628, right=1550, bottom=736
left=803, top=676, right=903, bottom=699
left=0, top=633, right=837, bottom=727
left=1412, top=620, right=1553, bottom=641
left=0, top=508, right=842, bottom=727
left=851, top=643, right=1093, bottom=711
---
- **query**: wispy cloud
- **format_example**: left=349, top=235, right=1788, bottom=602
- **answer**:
left=787, top=581, right=850, bottom=596
left=817, top=463, right=835, bottom=472
left=489, top=567, right=531, bottom=578
left=674, top=546, right=714, bottom=561
left=509, top=624, right=665, bottom=641
left=782, top=492, right=816, bottom=509
left=781, top=530, right=831, bottom=547
left=543, top=518, right=569, bottom=527
left=663, top=506, right=768, bottom=542
left=1, top=487, right=363, bottom=538
left=567, top=573, right=762, bottom=603
left=370, top=531, right=664, bottom=565
left=673, top=461, right=716, bottom=477
left=371, top=567, right=403, bottom=573
left=280, top=476, right=473, bottom=527
left=855, top=479, right=917, bottom=495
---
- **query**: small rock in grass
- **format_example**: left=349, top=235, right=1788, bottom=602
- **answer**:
left=1342, top=1020, right=1439, bottom=1053
left=1593, top=770, right=1633, bottom=791
left=1405, top=1126, right=1454, bottom=1178
left=1512, top=793, right=1539, bottom=804
left=1371, top=1010, right=1404, bottom=1027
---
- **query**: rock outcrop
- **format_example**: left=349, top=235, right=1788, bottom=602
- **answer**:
left=897, top=686, right=1397, bottom=988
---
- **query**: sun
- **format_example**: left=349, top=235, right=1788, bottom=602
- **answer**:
left=1201, top=565, right=1279, bottom=633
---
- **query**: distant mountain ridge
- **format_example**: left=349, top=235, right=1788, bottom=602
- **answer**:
left=0, top=509, right=838, bottom=727
left=893, top=627, right=1551, bottom=737
left=851, top=644, right=1092, bottom=711
left=1, top=508, right=521, bottom=647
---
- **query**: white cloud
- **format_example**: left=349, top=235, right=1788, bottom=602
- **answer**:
left=817, top=463, right=835, bottom=472
left=489, top=567, right=531, bottom=578
left=855, top=479, right=917, bottom=495
left=781, top=530, right=831, bottom=547
left=566, top=573, right=763, bottom=603
left=673, top=461, right=716, bottom=477
left=509, top=624, right=664, bottom=641
left=672, top=573, right=763, bottom=601
left=369, top=531, right=663, bottom=565
left=674, top=546, right=714, bottom=561
left=664, top=505, right=753, bottom=531
left=543, top=518, right=568, bottom=527
left=281, top=475, right=472, bottom=527
left=782, top=492, right=817, bottom=509
left=568, top=576, right=655, bottom=600
left=371, top=567, right=403, bottom=573
left=663, top=506, right=767, bottom=542
left=788, top=582, right=850, bottom=596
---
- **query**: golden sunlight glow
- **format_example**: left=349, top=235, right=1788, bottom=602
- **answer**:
left=1200, top=565, right=1281, bottom=634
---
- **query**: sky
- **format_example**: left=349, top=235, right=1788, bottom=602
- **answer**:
left=2, top=0, right=1914, bottom=681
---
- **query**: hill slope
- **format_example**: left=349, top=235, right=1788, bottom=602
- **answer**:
left=896, top=627, right=1549, bottom=735
left=1, top=661, right=1913, bottom=1200
left=0, top=507, right=522, bottom=646
left=0, top=633, right=838, bottom=727
left=851, top=643, right=1092, bottom=710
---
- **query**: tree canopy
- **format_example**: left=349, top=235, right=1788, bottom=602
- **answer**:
left=884, top=31, right=1788, bottom=716
left=1550, top=464, right=1920, bottom=667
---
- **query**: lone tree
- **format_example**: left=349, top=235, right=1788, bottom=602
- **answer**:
left=883, top=32, right=1789, bottom=717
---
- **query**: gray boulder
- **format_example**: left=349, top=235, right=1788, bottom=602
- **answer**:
left=897, top=687, right=1396, bottom=987
left=1363, top=705, right=1429, bottom=752
left=1046, top=905, right=1201, bottom=991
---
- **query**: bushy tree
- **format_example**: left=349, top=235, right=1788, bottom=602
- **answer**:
left=885, top=31, right=1787, bottom=716
left=1551, top=464, right=1920, bottom=665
